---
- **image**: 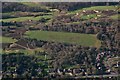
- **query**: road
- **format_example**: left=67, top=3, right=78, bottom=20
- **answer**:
left=74, top=74, right=119, bottom=79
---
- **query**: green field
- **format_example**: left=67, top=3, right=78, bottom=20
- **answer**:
left=68, top=6, right=118, bottom=14
left=20, top=2, right=50, bottom=9
left=25, top=31, right=101, bottom=47
left=2, top=11, right=52, bottom=17
left=20, top=2, right=41, bottom=7
left=83, top=6, right=118, bottom=10
left=1, top=15, right=52, bottom=22
left=0, top=36, right=16, bottom=43
left=110, top=14, right=120, bottom=20
left=80, top=14, right=98, bottom=20
left=2, top=5, right=118, bottom=22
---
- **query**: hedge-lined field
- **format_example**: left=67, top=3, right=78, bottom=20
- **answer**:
left=1, top=15, right=52, bottom=22
left=25, top=30, right=101, bottom=47
left=68, top=6, right=118, bottom=14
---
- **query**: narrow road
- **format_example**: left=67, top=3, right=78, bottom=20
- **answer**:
left=74, top=74, right=119, bottom=79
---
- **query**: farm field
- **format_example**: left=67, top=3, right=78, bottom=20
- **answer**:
left=1, top=5, right=118, bottom=22
left=83, top=6, right=118, bottom=10
left=25, top=30, right=101, bottom=47
left=20, top=2, right=51, bottom=9
left=1, top=12, right=52, bottom=19
left=68, top=6, right=118, bottom=14
left=1, top=15, right=52, bottom=22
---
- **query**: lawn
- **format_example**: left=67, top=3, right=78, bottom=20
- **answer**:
left=0, top=36, right=16, bottom=43
left=25, top=31, right=101, bottom=47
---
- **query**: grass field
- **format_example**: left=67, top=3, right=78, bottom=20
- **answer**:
left=2, top=11, right=52, bottom=17
left=2, top=5, right=117, bottom=22
left=83, top=6, right=118, bottom=10
left=68, top=6, right=118, bottom=14
left=0, top=36, right=16, bottom=43
left=110, top=14, right=120, bottom=20
left=1, top=15, right=52, bottom=22
left=80, top=14, right=98, bottom=20
left=25, top=31, right=101, bottom=47
left=20, top=2, right=41, bottom=7
left=20, top=2, right=50, bottom=9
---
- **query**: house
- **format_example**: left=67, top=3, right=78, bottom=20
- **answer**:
left=93, top=10, right=99, bottom=13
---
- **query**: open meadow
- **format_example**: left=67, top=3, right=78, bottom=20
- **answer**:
left=25, top=30, right=101, bottom=47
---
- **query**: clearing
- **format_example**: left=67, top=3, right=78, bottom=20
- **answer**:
left=25, top=30, right=101, bottom=47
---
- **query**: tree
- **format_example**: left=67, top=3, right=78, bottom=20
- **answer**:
left=97, top=32, right=106, bottom=41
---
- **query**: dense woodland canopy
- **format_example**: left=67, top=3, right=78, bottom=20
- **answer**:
left=2, top=3, right=50, bottom=13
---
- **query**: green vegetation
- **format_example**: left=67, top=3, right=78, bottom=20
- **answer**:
left=65, top=21, right=80, bottom=25
left=1, top=15, right=52, bottom=22
left=110, top=14, right=120, bottom=20
left=2, top=11, right=52, bottom=16
left=0, top=49, right=2, bottom=54
left=68, top=6, right=118, bottom=14
left=25, top=31, right=101, bottom=47
left=80, top=14, right=97, bottom=20
left=20, top=2, right=50, bottom=9
left=83, top=6, right=118, bottom=10
left=2, top=3, right=119, bottom=77
left=0, top=36, right=17, bottom=43
left=1, top=12, right=15, bottom=15
left=2, top=5, right=117, bottom=22
left=63, top=64, right=81, bottom=69
left=21, top=2, right=41, bottom=7
left=2, top=48, right=44, bottom=55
